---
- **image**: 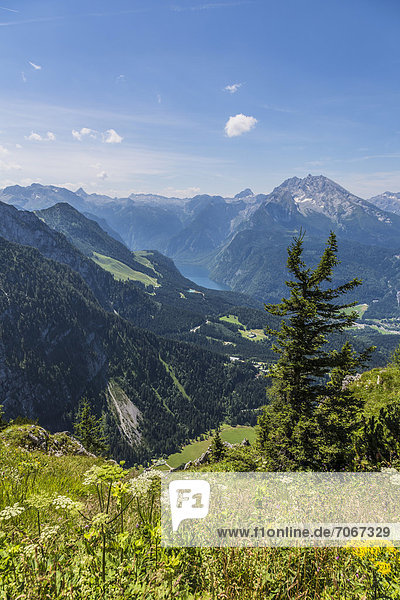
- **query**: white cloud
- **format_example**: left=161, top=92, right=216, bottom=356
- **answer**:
left=72, top=127, right=97, bottom=141
left=21, top=71, right=26, bottom=83
left=224, top=113, right=257, bottom=137
left=0, top=159, right=21, bottom=171
left=0, top=144, right=8, bottom=155
left=25, top=131, right=56, bottom=142
left=103, top=128, right=123, bottom=144
left=157, top=94, right=162, bottom=104
left=26, top=132, right=42, bottom=141
left=96, top=170, right=108, bottom=180
left=28, top=61, right=42, bottom=70
left=15, top=143, right=22, bottom=149
left=224, top=83, right=242, bottom=94
left=116, top=74, right=126, bottom=83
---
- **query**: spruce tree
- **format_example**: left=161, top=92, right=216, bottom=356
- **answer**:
left=257, top=231, right=373, bottom=469
left=210, top=427, right=225, bottom=461
left=0, top=405, right=7, bottom=431
left=73, top=398, right=109, bottom=456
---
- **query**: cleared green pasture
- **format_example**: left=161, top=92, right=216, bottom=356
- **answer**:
left=91, top=252, right=159, bottom=287
left=165, top=425, right=256, bottom=469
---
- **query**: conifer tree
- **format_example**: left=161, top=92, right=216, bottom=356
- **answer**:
left=0, top=405, right=7, bottom=431
left=210, top=426, right=225, bottom=461
left=257, top=231, right=373, bottom=469
left=73, top=398, right=109, bottom=456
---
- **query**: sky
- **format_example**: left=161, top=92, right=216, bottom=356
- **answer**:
left=0, top=0, right=400, bottom=198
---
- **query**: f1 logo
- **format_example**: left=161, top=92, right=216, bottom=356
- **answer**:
left=169, top=480, right=210, bottom=531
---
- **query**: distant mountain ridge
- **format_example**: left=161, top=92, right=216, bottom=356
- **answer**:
left=369, top=191, right=400, bottom=215
left=3, top=177, right=400, bottom=255
left=0, top=184, right=266, bottom=254
left=34, top=201, right=258, bottom=326
left=3, top=175, right=400, bottom=315
left=237, top=175, right=400, bottom=247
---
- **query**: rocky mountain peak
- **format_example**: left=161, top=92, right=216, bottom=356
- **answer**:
left=368, top=191, right=400, bottom=216
left=75, top=187, right=88, bottom=197
left=234, top=188, right=254, bottom=199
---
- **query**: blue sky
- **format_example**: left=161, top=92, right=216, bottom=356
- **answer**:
left=0, top=0, right=399, bottom=198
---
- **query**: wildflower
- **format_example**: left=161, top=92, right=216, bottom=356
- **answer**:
left=40, top=525, right=60, bottom=543
left=111, top=480, right=131, bottom=499
left=128, top=469, right=162, bottom=497
left=0, top=502, right=25, bottom=521
left=84, top=463, right=125, bottom=486
left=22, top=543, right=38, bottom=559
left=52, top=495, right=84, bottom=513
left=375, top=561, right=391, bottom=575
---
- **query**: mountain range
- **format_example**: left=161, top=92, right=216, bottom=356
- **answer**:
left=2, top=174, right=400, bottom=464
left=3, top=175, right=400, bottom=314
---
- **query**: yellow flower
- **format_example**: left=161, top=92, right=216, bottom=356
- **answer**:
left=374, top=561, right=391, bottom=575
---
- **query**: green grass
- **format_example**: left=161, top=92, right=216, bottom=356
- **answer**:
left=350, top=365, right=400, bottom=417
left=239, top=328, right=267, bottom=341
left=165, top=425, right=256, bottom=469
left=132, top=250, right=160, bottom=275
left=219, top=315, right=267, bottom=342
left=91, top=252, right=160, bottom=287
left=356, top=303, right=369, bottom=317
left=220, top=314, right=245, bottom=327
left=0, top=425, right=102, bottom=498
left=159, top=356, right=192, bottom=402
left=1, top=424, right=397, bottom=598
left=220, top=423, right=256, bottom=444
left=343, top=303, right=369, bottom=318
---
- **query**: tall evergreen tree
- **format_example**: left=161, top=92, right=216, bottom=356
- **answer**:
left=73, top=398, right=109, bottom=456
left=0, top=405, right=7, bottom=431
left=257, top=231, right=373, bottom=469
left=210, top=426, right=225, bottom=461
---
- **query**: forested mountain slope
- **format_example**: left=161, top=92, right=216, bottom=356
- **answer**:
left=0, top=201, right=258, bottom=337
left=0, top=237, right=265, bottom=463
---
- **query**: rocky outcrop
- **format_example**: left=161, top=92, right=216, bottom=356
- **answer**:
left=0, top=424, right=95, bottom=457
left=182, top=438, right=251, bottom=470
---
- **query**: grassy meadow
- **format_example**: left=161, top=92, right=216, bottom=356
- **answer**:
left=219, top=315, right=268, bottom=342
left=1, top=424, right=399, bottom=599
left=91, top=252, right=159, bottom=287
left=165, top=425, right=256, bottom=469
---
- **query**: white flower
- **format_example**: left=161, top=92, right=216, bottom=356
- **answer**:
left=52, top=495, right=84, bottom=513
left=0, top=502, right=25, bottom=521
left=40, top=525, right=60, bottom=542
left=22, top=543, right=38, bottom=558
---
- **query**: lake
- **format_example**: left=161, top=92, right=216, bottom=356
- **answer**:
left=175, top=263, right=230, bottom=291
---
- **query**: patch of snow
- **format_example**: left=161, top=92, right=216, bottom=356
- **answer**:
left=294, top=196, right=313, bottom=204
